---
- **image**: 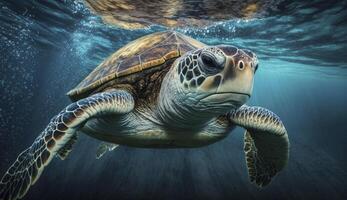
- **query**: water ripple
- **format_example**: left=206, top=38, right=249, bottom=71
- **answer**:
left=0, top=0, right=346, bottom=72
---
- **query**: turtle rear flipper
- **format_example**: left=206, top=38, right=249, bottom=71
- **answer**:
left=96, top=142, right=119, bottom=159
left=0, top=90, right=134, bottom=200
left=229, top=105, right=289, bottom=187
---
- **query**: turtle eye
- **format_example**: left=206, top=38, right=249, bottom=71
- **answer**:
left=201, top=54, right=215, bottom=68
left=238, top=61, right=245, bottom=70
left=198, top=49, right=225, bottom=74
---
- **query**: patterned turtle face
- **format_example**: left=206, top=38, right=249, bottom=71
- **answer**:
left=176, top=45, right=258, bottom=108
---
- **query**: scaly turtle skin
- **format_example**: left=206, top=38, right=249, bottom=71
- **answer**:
left=0, top=31, right=289, bottom=200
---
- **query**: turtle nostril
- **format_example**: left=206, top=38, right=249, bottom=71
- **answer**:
left=238, top=61, right=244, bottom=70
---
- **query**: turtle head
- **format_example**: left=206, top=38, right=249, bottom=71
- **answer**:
left=158, top=45, right=258, bottom=128
left=175, top=45, right=258, bottom=113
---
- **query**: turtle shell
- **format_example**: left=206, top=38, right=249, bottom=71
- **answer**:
left=67, top=31, right=205, bottom=100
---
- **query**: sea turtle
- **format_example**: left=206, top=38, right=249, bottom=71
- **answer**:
left=0, top=31, right=289, bottom=200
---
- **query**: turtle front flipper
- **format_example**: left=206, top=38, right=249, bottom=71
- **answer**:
left=228, top=105, right=289, bottom=187
left=0, top=90, right=134, bottom=200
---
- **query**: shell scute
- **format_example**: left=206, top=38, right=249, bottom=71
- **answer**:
left=117, top=56, right=141, bottom=77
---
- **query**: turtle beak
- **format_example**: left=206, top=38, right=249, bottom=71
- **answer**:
left=217, top=56, right=254, bottom=97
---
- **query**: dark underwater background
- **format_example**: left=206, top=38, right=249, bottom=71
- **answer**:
left=1, top=0, right=347, bottom=199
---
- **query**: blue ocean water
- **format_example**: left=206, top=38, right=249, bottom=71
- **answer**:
left=0, top=0, right=346, bottom=199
